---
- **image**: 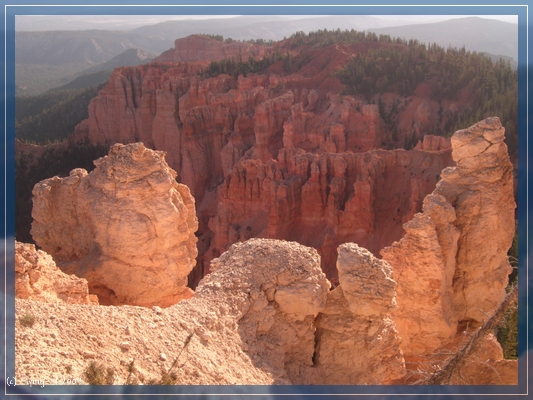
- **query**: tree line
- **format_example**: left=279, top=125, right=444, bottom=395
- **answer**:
left=16, top=84, right=105, bottom=144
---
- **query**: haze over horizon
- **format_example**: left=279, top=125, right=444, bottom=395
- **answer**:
left=15, top=14, right=518, bottom=32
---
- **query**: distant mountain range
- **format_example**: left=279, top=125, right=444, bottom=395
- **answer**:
left=369, top=17, right=517, bottom=61
left=55, top=48, right=155, bottom=90
left=15, top=15, right=517, bottom=96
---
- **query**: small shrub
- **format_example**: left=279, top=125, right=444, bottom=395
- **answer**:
left=125, top=360, right=139, bottom=385
left=65, top=365, right=72, bottom=374
left=84, top=361, right=115, bottom=385
left=145, top=333, right=193, bottom=385
left=19, top=313, right=36, bottom=328
left=146, top=371, right=178, bottom=385
left=496, top=301, right=519, bottom=359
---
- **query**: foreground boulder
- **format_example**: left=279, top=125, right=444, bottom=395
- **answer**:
left=15, top=241, right=97, bottom=305
left=31, top=143, right=198, bottom=307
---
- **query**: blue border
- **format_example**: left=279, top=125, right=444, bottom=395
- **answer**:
left=1, top=1, right=530, bottom=397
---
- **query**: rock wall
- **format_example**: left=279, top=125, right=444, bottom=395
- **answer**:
left=207, top=147, right=451, bottom=280
left=31, top=143, right=198, bottom=307
left=381, top=117, right=516, bottom=360
left=15, top=241, right=97, bottom=305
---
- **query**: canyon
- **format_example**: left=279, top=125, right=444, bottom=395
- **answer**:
left=68, top=35, right=466, bottom=286
left=16, top=117, right=517, bottom=385
left=14, top=34, right=518, bottom=386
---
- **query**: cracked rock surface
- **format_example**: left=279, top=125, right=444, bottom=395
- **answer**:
left=31, top=143, right=198, bottom=307
left=381, top=117, right=516, bottom=379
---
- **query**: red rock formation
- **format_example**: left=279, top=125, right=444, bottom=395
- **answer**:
left=153, top=35, right=266, bottom=64
left=69, top=37, right=471, bottom=285
left=31, top=143, right=198, bottom=307
left=207, top=147, right=452, bottom=280
left=414, top=134, right=452, bottom=151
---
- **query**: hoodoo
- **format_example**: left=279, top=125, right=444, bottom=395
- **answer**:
left=381, top=117, right=516, bottom=380
left=31, top=143, right=198, bottom=307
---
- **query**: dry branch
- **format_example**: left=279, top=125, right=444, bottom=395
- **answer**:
left=425, top=285, right=518, bottom=385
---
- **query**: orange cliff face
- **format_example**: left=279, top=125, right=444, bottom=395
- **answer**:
left=70, top=35, right=456, bottom=285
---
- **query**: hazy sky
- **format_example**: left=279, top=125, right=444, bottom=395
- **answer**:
left=15, top=14, right=518, bottom=31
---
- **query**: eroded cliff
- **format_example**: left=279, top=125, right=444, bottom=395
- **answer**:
left=71, top=35, right=460, bottom=285
left=17, top=117, right=517, bottom=386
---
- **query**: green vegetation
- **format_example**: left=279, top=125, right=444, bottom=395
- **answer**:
left=16, top=63, right=91, bottom=97
left=84, top=361, right=115, bottom=385
left=198, top=33, right=224, bottom=42
left=331, top=29, right=517, bottom=156
left=247, top=38, right=275, bottom=46
left=289, top=28, right=387, bottom=48
left=496, top=302, right=518, bottom=359
left=495, top=226, right=518, bottom=360
left=201, top=51, right=294, bottom=79
left=16, top=84, right=105, bottom=144
left=18, top=313, right=36, bottom=328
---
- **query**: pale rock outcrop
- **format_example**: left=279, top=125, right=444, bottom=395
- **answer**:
left=313, top=243, right=405, bottom=384
left=16, top=238, right=406, bottom=385
left=381, top=117, right=515, bottom=360
left=206, top=239, right=330, bottom=384
left=15, top=241, right=97, bottom=305
left=31, top=143, right=198, bottom=307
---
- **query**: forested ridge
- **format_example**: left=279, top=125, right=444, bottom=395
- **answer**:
left=16, top=84, right=105, bottom=144
left=199, top=29, right=517, bottom=157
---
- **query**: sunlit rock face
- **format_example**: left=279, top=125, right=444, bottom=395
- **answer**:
left=382, top=117, right=516, bottom=359
left=31, top=143, right=198, bottom=307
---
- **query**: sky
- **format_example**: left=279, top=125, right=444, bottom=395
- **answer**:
left=15, top=14, right=518, bottom=32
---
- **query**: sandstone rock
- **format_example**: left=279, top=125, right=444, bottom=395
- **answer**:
left=206, top=239, right=330, bottom=383
left=15, top=241, right=97, bottom=305
left=313, top=243, right=405, bottom=384
left=450, top=334, right=518, bottom=385
left=335, top=243, right=397, bottom=316
left=153, top=35, right=266, bottom=64
left=381, top=117, right=515, bottom=362
left=435, top=117, right=515, bottom=324
left=31, top=143, right=198, bottom=307
left=414, top=135, right=451, bottom=151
